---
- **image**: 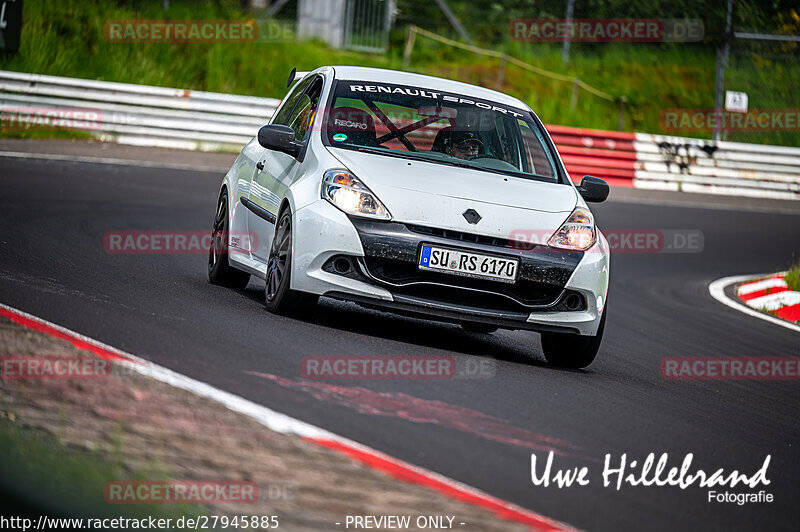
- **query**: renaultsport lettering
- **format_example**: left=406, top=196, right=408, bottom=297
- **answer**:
left=348, top=84, right=524, bottom=118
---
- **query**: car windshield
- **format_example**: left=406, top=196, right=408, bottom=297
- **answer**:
left=324, top=81, right=559, bottom=182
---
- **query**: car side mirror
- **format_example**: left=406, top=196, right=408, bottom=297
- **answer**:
left=577, top=175, right=609, bottom=203
left=258, top=125, right=302, bottom=159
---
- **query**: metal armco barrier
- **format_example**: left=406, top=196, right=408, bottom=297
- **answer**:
left=551, top=124, right=800, bottom=200
left=2, top=70, right=798, bottom=199
left=548, top=125, right=638, bottom=185
left=0, top=70, right=279, bottom=151
left=634, top=132, right=800, bottom=199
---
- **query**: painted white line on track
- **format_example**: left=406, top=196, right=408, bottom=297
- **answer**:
left=0, top=301, right=575, bottom=532
left=0, top=150, right=230, bottom=173
left=709, top=274, right=800, bottom=334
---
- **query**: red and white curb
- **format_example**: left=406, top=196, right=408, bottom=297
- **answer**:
left=736, top=273, right=800, bottom=322
left=709, top=274, right=800, bottom=333
left=0, top=302, right=576, bottom=532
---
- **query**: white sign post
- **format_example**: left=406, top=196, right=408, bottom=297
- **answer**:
left=725, top=91, right=749, bottom=113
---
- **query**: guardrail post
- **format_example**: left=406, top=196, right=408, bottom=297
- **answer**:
left=562, top=0, right=575, bottom=65
left=714, top=0, right=734, bottom=142
left=570, top=78, right=579, bottom=111
left=618, top=96, right=627, bottom=131
left=495, top=54, right=507, bottom=90
left=403, top=26, right=417, bottom=69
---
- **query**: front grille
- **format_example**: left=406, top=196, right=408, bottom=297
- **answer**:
left=343, top=217, right=586, bottom=316
left=361, top=256, right=564, bottom=309
left=405, top=224, right=525, bottom=250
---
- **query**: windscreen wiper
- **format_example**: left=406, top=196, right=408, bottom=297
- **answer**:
left=438, top=159, right=554, bottom=181
left=350, top=145, right=422, bottom=163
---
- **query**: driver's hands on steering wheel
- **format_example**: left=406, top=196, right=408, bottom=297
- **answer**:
left=465, top=153, right=497, bottom=161
left=450, top=137, right=485, bottom=159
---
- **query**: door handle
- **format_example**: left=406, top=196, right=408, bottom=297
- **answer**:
left=256, top=161, right=265, bottom=171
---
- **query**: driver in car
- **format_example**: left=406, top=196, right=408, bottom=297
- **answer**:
left=434, top=129, right=485, bottom=160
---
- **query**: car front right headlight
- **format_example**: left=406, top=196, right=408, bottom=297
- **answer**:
left=548, top=207, right=596, bottom=251
left=322, top=169, right=391, bottom=220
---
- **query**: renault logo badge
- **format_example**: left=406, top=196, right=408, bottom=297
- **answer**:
left=462, top=209, right=482, bottom=224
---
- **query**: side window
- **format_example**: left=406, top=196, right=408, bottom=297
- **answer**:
left=285, top=78, right=323, bottom=141
left=272, top=76, right=314, bottom=126
left=287, top=95, right=313, bottom=140
left=494, top=116, right=520, bottom=169
left=517, top=119, right=555, bottom=178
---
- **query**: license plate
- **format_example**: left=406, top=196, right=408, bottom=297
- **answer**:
left=418, top=245, right=519, bottom=283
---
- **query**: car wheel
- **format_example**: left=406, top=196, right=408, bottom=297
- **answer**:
left=264, top=206, right=318, bottom=317
left=208, top=190, right=251, bottom=289
left=540, top=307, right=606, bottom=369
left=460, top=323, right=499, bottom=334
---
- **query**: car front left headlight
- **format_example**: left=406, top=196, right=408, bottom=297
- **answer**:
left=322, top=169, right=391, bottom=220
left=548, top=207, right=596, bottom=251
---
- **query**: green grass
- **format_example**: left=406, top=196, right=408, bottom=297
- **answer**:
left=0, top=0, right=388, bottom=98
left=0, top=127, right=93, bottom=140
left=1, top=0, right=797, bottom=144
left=0, top=414, right=201, bottom=521
left=404, top=41, right=715, bottom=134
left=785, top=263, right=800, bottom=292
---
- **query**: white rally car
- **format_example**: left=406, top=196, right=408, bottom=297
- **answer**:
left=208, top=66, right=610, bottom=368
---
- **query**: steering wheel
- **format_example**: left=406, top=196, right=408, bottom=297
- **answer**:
left=465, top=154, right=497, bottom=161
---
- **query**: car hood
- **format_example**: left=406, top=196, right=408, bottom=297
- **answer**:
left=329, top=148, right=578, bottom=240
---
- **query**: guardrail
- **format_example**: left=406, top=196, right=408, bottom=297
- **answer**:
left=0, top=70, right=279, bottom=151
left=1, top=70, right=798, bottom=199
left=551, top=125, right=800, bottom=200
left=548, top=125, right=638, bottom=186
left=634, top=132, right=800, bottom=199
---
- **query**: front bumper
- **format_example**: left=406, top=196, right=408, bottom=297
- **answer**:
left=292, top=199, right=609, bottom=336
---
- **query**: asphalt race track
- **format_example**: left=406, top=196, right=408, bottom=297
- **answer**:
left=1, top=154, right=798, bottom=531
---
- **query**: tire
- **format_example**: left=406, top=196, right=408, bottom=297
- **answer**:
left=540, top=308, right=606, bottom=369
left=264, top=206, right=318, bottom=318
left=208, top=190, right=251, bottom=289
left=460, top=323, right=499, bottom=334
